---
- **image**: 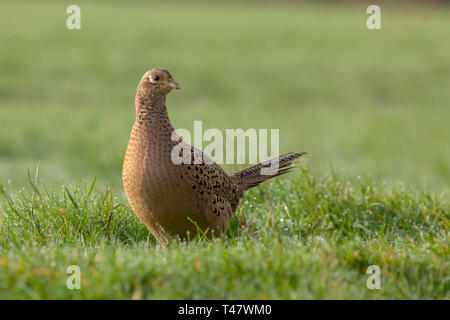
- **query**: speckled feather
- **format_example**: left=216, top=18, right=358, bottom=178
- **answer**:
left=122, top=68, right=306, bottom=245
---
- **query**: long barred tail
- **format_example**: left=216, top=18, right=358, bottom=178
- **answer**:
left=231, top=152, right=307, bottom=191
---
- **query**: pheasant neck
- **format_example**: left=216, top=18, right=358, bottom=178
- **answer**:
left=135, top=93, right=175, bottom=137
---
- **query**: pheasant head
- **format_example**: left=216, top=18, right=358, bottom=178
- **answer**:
left=137, top=68, right=180, bottom=98
left=135, top=68, right=180, bottom=115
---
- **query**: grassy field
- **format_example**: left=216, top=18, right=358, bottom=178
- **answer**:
left=0, top=1, right=449, bottom=299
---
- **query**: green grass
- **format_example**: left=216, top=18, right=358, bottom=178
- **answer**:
left=0, top=170, right=448, bottom=299
left=0, top=1, right=449, bottom=299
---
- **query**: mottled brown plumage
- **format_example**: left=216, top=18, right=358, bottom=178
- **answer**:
left=122, top=68, right=306, bottom=244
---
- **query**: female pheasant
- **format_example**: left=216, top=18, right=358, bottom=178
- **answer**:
left=122, top=68, right=306, bottom=244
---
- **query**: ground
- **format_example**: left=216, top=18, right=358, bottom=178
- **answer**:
left=0, top=1, right=448, bottom=299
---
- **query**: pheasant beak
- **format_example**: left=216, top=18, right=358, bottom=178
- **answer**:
left=168, top=79, right=180, bottom=90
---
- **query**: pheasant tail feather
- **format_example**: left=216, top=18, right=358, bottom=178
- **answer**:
left=231, top=152, right=306, bottom=191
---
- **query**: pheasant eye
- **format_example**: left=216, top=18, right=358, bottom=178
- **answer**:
left=150, top=75, right=160, bottom=83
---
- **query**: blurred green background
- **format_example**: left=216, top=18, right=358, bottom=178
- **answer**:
left=0, top=0, right=449, bottom=194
